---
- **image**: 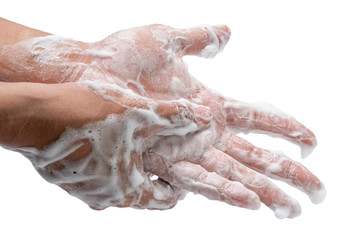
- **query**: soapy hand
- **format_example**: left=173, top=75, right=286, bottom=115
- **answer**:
left=4, top=81, right=212, bottom=210
left=1, top=24, right=326, bottom=218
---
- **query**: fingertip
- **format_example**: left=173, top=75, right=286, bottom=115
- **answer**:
left=213, top=24, right=232, bottom=48
left=288, top=200, right=302, bottom=219
left=309, top=183, right=327, bottom=204
left=300, top=128, right=318, bottom=158
left=175, top=24, right=232, bottom=58
left=272, top=199, right=302, bottom=219
left=300, top=141, right=317, bottom=159
left=243, top=192, right=261, bottom=210
left=294, top=124, right=317, bottom=158
left=197, top=24, right=231, bottom=58
left=215, top=24, right=232, bottom=35
left=249, top=192, right=262, bottom=210
left=274, top=206, right=297, bottom=219
left=89, top=205, right=106, bottom=211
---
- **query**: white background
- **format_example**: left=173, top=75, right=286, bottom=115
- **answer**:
left=1, top=0, right=360, bottom=239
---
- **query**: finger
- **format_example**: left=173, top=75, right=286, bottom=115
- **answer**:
left=215, top=131, right=326, bottom=204
left=83, top=82, right=212, bottom=137
left=170, top=160, right=261, bottom=210
left=224, top=99, right=317, bottom=158
left=129, top=178, right=182, bottom=210
left=200, top=147, right=301, bottom=218
left=116, top=152, right=181, bottom=210
left=171, top=25, right=231, bottom=58
left=154, top=99, right=212, bottom=136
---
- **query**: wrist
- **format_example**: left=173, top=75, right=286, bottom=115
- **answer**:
left=0, top=82, right=75, bottom=149
left=0, top=81, right=121, bottom=149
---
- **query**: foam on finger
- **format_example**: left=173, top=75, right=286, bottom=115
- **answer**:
left=170, top=161, right=261, bottom=210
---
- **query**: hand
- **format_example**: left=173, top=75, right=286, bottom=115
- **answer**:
left=0, top=81, right=212, bottom=210
left=1, top=23, right=326, bottom=218
left=92, top=24, right=326, bottom=217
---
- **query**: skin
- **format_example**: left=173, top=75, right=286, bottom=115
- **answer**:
left=0, top=18, right=325, bottom=218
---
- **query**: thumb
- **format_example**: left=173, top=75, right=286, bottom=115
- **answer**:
left=171, top=25, right=231, bottom=58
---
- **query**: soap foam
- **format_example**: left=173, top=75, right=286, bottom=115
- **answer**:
left=301, top=142, right=317, bottom=159
left=309, top=183, right=327, bottom=204
left=14, top=93, right=206, bottom=210
left=224, top=100, right=318, bottom=159
left=3, top=25, right=325, bottom=216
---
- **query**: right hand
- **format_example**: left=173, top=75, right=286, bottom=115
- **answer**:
left=6, top=81, right=212, bottom=210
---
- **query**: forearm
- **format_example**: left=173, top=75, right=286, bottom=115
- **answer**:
left=0, top=18, right=50, bottom=48
left=0, top=81, right=96, bottom=150
left=0, top=81, right=121, bottom=149
left=0, top=18, right=50, bottom=83
left=0, top=82, right=62, bottom=148
left=0, top=18, right=92, bottom=83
